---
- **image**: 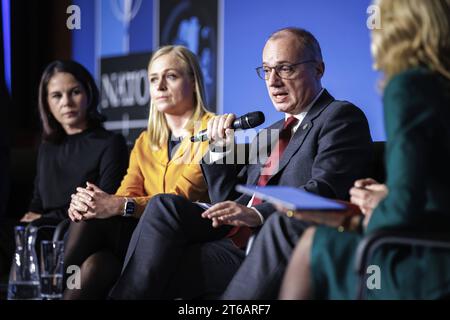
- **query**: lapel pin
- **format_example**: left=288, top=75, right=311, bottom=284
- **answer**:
left=302, top=123, right=309, bottom=130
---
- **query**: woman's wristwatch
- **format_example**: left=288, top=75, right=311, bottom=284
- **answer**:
left=122, top=197, right=136, bottom=217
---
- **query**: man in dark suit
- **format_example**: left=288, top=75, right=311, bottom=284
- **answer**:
left=109, top=27, right=373, bottom=299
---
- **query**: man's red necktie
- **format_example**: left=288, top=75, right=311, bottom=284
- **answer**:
left=252, top=116, right=299, bottom=205
left=228, top=116, right=299, bottom=248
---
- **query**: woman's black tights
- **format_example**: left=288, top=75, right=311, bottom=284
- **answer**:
left=63, top=217, right=137, bottom=299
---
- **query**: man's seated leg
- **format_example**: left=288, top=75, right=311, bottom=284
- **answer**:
left=221, top=213, right=311, bottom=300
left=165, top=239, right=245, bottom=299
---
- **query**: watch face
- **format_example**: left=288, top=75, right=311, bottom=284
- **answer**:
left=125, top=200, right=135, bottom=215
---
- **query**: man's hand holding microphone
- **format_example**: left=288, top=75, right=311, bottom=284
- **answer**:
left=206, top=113, right=237, bottom=149
left=199, top=112, right=266, bottom=228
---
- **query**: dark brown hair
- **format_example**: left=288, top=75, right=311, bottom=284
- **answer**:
left=38, top=60, right=104, bottom=143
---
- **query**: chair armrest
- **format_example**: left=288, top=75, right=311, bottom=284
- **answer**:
left=354, top=228, right=450, bottom=299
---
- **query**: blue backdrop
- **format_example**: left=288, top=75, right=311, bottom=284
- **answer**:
left=72, top=0, right=385, bottom=141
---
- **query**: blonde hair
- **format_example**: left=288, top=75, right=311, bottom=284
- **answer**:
left=147, top=45, right=210, bottom=149
left=372, top=0, right=450, bottom=84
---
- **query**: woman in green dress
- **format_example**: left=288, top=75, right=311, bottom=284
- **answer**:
left=279, top=0, right=450, bottom=299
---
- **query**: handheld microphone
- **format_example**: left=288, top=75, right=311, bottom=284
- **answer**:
left=190, top=111, right=265, bottom=142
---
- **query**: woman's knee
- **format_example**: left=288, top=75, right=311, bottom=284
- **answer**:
left=81, top=251, right=121, bottom=276
left=279, top=227, right=316, bottom=300
left=67, top=218, right=102, bottom=234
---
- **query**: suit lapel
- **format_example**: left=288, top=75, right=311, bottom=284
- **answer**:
left=268, top=90, right=335, bottom=179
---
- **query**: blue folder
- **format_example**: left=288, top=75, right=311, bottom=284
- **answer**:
left=236, top=185, right=347, bottom=211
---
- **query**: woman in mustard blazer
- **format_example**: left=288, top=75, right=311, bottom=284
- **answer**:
left=63, top=45, right=214, bottom=299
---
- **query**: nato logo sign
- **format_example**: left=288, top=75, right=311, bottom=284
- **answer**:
left=109, top=0, right=143, bottom=52
left=158, top=0, right=220, bottom=113
left=100, top=52, right=152, bottom=146
left=110, top=0, right=143, bottom=23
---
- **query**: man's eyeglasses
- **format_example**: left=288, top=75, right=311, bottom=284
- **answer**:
left=255, top=60, right=316, bottom=80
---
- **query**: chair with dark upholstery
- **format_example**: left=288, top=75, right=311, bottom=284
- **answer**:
left=354, top=228, right=450, bottom=299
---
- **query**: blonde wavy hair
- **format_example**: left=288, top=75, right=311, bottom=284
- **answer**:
left=147, top=45, right=210, bottom=149
left=372, top=0, right=450, bottom=83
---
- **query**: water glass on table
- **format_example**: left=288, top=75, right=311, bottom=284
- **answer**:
left=40, top=240, right=64, bottom=300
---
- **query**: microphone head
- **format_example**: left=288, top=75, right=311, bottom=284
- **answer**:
left=190, top=111, right=265, bottom=142
left=235, top=111, right=265, bottom=129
